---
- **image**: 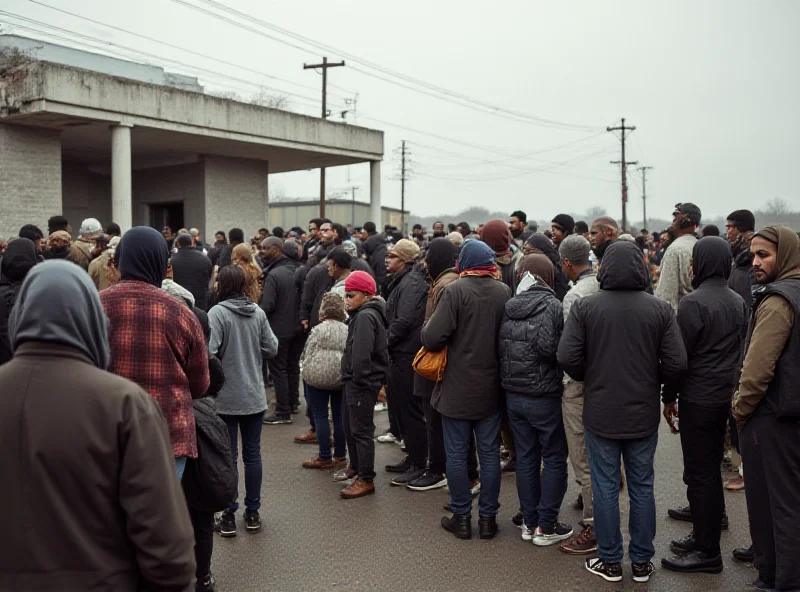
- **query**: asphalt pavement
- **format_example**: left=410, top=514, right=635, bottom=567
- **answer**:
left=212, top=401, right=755, bottom=592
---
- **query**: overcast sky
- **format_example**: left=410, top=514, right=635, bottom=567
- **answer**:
left=4, top=0, right=799, bottom=223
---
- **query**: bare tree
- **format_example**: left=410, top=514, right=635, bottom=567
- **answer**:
left=764, top=197, right=791, bottom=218
left=206, top=88, right=291, bottom=111
left=268, top=182, right=287, bottom=202
left=584, top=206, right=608, bottom=224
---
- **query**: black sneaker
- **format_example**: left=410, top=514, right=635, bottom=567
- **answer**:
left=407, top=471, right=447, bottom=491
left=533, top=522, right=574, bottom=546
left=244, top=509, right=261, bottom=533
left=263, top=414, right=292, bottom=425
left=215, top=511, right=236, bottom=538
left=390, top=466, right=426, bottom=486
left=667, top=504, right=692, bottom=522
left=512, top=509, right=524, bottom=527
left=196, top=573, right=216, bottom=591
left=632, top=561, right=655, bottom=583
left=385, top=455, right=413, bottom=474
left=585, top=558, right=623, bottom=582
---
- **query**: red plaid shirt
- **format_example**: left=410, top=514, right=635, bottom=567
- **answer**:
left=100, top=280, right=209, bottom=458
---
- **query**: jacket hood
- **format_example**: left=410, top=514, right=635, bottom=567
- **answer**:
left=426, top=237, right=459, bottom=281
left=505, top=284, right=556, bottom=320
left=9, top=260, right=111, bottom=369
left=754, top=226, right=800, bottom=281
left=691, top=236, right=732, bottom=289
left=363, top=233, right=386, bottom=256
left=598, top=241, right=649, bottom=291
left=0, top=237, right=37, bottom=282
left=219, top=295, right=258, bottom=316
left=117, top=226, right=169, bottom=287
left=350, top=295, right=387, bottom=325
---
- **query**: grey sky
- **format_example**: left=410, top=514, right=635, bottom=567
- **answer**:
left=4, top=0, right=799, bottom=224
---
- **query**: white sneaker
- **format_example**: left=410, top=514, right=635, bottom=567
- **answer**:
left=377, top=432, right=398, bottom=444
left=374, top=402, right=387, bottom=412
left=397, top=439, right=405, bottom=448
left=532, top=523, right=574, bottom=547
left=521, top=524, right=534, bottom=541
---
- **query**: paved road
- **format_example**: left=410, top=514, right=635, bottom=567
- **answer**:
left=213, top=403, right=755, bottom=591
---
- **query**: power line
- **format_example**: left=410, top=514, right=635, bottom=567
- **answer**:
left=166, top=0, right=602, bottom=132
left=607, top=118, right=637, bottom=231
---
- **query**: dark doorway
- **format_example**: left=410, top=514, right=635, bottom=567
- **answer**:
left=149, top=202, right=185, bottom=232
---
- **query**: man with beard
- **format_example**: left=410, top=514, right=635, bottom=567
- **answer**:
left=44, top=231, right=75, bottom=261
left=411, top=224, right=428, bottom=250
left=733, top=227, right=800, bottom=592
left=431, top=221, right=447, bottom=239
left=510, top=211, right=529, bottom=246
left=655, top=203, right=701, bottom=312
left=589, top=217, right=620, bottom=263
left=302, top=218, right=324, bottom=264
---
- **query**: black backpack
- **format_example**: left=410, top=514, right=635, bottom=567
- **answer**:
left=182, top=397, right=237, bottom=512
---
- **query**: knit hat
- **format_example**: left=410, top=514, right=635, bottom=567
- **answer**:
left=79, top=218, right=103, bottom=239
left=551, top=214, right=575, bottom=236
left=558, top=234, right=591, bottom=262
left=49, top=230, right=72, bottom=243
left=344, top=270, right=376, bottom=296
left=319, top=292, right=347, bottom=322
left=447, top=231, right=464, bottom=246
left=390, top=238, right=420, bottom=263
left=481, top=219, right=512, bottom=256
left=457, top=239, right=495, bottom=272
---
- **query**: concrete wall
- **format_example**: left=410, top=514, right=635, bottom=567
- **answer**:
left=62, top=165, right=112, bottom=235
left=204, top=155, right=268, bottom=241
left=132, top=162, right=205, bottom=232
left=0, top=124, right=61, bottom=240
left=268, top=202, right=405, bottom=231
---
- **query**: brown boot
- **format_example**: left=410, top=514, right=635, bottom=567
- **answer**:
left=559, top=525, right=597, bottom=555
left=340, top=478, right=375, bottom=499
left=302, top=455, right=335, bottom=469
left=294, top=430, right=317, bottom=444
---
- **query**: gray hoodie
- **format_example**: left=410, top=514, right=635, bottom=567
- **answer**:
left=208, top=296, right=278, bottom=415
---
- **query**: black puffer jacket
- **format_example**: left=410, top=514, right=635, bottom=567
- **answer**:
left=386, top=262, right=429, bottom=355
left=557, top=241, right=687, bottom=439
left=363, top=233, right=388, bottom=288
left=261, top=256, right=302, bottom=339
left=499, top=283, right=564, bottom=397
left=342, top=297, right=389, bottom=394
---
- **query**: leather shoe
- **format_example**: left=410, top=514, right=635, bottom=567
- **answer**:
left=667, top=504, right=692, bottom=522
left=478, top=515, right=498, bottom=539
left=733, top=545, right=755, bottom=563
left=441, top=514, right=472, bottom=539
left=670, top=531, right=698, bottom=554
left=661, top=550, right=723, bottom=574
left=339, top=478, right=375, bottom=499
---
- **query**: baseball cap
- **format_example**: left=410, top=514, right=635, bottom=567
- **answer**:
left=673, top=203, right=702, bottom=226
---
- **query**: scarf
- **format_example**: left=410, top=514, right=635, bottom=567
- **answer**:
left=730, top=230, right=754, bottom=259
left=459, top=265, right=499, bottom=279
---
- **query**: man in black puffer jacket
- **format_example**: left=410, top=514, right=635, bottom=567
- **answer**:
left=362, top=222, right=388, bottom=290
left=500, top=253, right=571, bottom=546
left=558, top=241, right=686, bottom=584
left=383, top=240, right=430, bottom=486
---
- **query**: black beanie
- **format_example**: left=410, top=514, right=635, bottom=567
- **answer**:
left=552, top=214, right=575, bottom=236
left=1, top=238, right=38, bottom=282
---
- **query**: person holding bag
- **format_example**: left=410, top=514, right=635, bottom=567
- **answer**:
left=300, top=292, right=349, bottom=470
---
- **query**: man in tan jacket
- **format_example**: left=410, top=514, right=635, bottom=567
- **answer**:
left=733, top=226, right=800, bottom=592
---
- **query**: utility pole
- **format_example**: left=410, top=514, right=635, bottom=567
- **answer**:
left=391, top=141, right=411, bottom=235
left=607, top=118, right=636, bottom=232
left=304, top=56, right=345, bottom=217
left=637, top=166, right=654, bottom=230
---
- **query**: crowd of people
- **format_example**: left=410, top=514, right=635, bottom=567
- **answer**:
left=0, top=203, right=798, bottom=591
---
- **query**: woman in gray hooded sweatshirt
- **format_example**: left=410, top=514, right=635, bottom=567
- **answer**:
left=208, top=266, right=278, bottom=538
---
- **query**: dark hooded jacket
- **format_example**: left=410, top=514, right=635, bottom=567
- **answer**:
left=299, top=258, right=333, bottom=328
left=729, top=241, right=757, bottom=309
left=499, top=282, right=564, bottom=397
left=385, top=261, right=429, bottom=355
left=363, top=232, right=388, bottom=289
left=170, top=246, right=213, bottom=310
left=342, top=297, right=389, bottom=394
left=662, top=237, right=748, bottom=407
left=0, top=261, right=195, bottom=591
left=557, top=241, right=687, bottom=439
left=261, top=255, right=302, bottom=339
left=524, top=234, right=571, bottom=301
left=0, top=238, right=37, bottom=366
left=421, top=274, right=512, bottom=420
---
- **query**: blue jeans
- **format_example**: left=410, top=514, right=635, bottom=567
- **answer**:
left=175, top=456, right=187, bottom=481
left=306, top=385, right=346, bottom=460
left=220, top=412, right=264, bottom=513
left=585, top=430, right=658, bottom=564
left=441, top=409, right=502, bottom=517
left=506, top=393, right=568, bottom=531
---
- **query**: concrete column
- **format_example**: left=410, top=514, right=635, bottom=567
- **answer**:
left=111, top=124, right=133, bottom=232
left=369, top=160, right=382, bottom=227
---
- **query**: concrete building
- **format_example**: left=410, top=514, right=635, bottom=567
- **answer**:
left=0, top=36, right=384, bottom=242
left=268, top=199, right=406, bottom=231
